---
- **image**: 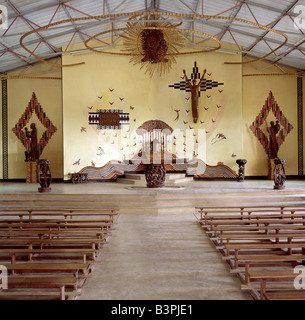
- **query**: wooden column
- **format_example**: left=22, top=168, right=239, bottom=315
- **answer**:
left=268, top=159, right=275, bottom=180
left=25, top=161, right=38, bottom=183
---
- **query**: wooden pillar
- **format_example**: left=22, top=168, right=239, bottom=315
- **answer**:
left=25, top=161, right=38, bottom=183
left=268, top=159, right=275, bottom=180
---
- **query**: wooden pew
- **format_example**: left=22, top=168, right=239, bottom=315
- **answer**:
left=0, top=208, right=118, bottom=300
left=0, top=291, right=81, bottom=300
left=224, top=242, right=305, bottom=254
left=0, top=222, right=113, bottom=231
left=4, top=275, right=81, bottom=300
left=0, top=248, right=98, bottom=263
left=208, top=224, right=305, bottom=237
left=246, top=268, right=304, bottom=300
left=195, top=204, right=305, bottom=300
left=195, top=205, right=305, bottom=226
left=230, top=255, right=305, bottom=283
left=196, top=204, right=305, bottom=217
left=0, top=208, right=119, bottom=220
left=2, top=262, right=91, bottom=277
left=204, top=217, right=305, bottom=233
left=211, top=232, right=305, bottom=247
left=0, top=237, right=107, bottom=252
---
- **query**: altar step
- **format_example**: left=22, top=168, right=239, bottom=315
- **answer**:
left=117, top=173, right=194, bottom=185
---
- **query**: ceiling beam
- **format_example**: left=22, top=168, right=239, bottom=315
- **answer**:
left=244, top=0, right=300, bottom=55
left=0, top=11, right=296, bottom=56
left=235, top=0, right=299, bottom=17
left=217, top=1, right=246, bottom=42
left=5, top=0, right=72, bottom=21
left=60, top=1, right=86, bottom=44
left=179, top=16, right=292, bottom=48
left=6, top=0, right=58, bottom=53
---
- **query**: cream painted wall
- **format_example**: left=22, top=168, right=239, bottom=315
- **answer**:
left=6, top=59, right=63, bottom=179
left=2, top=46, right=302, bottom=180
left=62, top=46, right=243, bottom=179
left=242, top=60, right=298, bottom=176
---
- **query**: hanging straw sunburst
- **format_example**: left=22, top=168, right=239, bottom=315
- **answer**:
left=120, top=14, right=186, bottom=76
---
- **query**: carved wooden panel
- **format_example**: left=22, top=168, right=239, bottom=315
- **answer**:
left=89, top=109, right=129, bottom=130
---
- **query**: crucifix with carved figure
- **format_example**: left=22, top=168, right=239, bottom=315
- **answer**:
left=169, top=62, right=224, bottom=123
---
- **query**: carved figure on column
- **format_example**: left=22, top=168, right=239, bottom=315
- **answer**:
left=273, top=158, right=286, bottom=190
left=183, top=68, right=206, bottom=123
left=236, top=159, right=247, bottom=182
left=37, top=159, right=52, bottom=193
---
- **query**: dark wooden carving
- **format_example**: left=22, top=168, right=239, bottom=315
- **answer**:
left=71, top=173, right=88, bottom=184
left=273, top=158, right=286, bottom=190
left=137, top=120, right=173, bottom=134
left=236, top=159, right=247, bottom=182
left=99, top=112, right=120, bottom=127
left=183, top=68, right=206, bottom=123
left=169, top=62, right=224, bottom=124
left=25, top=123, right=39, bottom=161
left=141, top=29, right=168, bottom=63
left=26, top=161, right=38, bottom=183
left=89, top=109, right=129, bottom=130
left=37, top=159, right=52, bottom=193
left=267, top=120, right=280, bottom=159
left=145, top=164, right=166, bottom=188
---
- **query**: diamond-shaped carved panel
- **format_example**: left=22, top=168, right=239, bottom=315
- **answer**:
left=249, top=91, right=294, bottom=158
left=12, top=92, right=57, bottom=159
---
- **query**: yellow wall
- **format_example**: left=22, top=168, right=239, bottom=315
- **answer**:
left=1, top=47, right=302, bottom=180
left=242, top=59, right=298, bottom=176
left=6, top=59, right=63, bottom=179
left=62, top=44, right=243, bottom=179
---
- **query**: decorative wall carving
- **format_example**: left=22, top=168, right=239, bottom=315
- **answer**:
left=249, top=91, right=294, bottom=159
left=88, top=109, right=129, bottom=130
left=12, top=92, right=57, bottom=160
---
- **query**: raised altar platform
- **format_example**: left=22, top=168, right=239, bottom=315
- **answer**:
left=0, top=180, right=304, bottom=215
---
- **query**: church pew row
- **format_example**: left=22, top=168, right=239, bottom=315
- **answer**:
left=0, top=209, right=119, bottom=300
left=0, top=208, right=119, bottom=221
left=195, top=204, right=305, bottom=300
left=195, top=205, right=305, bottom=226
left=2, top=275, right=83, bottom=301
left=241, top=269, right=305, bottom=300
left=0, top=248, right=98, bottom=264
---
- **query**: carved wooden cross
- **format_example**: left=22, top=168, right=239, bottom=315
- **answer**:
left=169, top=62, right=224, bottom=123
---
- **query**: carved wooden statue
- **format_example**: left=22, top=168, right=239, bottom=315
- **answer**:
left=37, top=159, right=52, bottom=193
left=273, top=158, right=286, bottom=190
left=25, top=123, right=39, bottom=161
left=183, top=68, right=207, bottom=123
left=267, top=120, right=280, bottom=159
left=236, top=159, right=247, bottom=182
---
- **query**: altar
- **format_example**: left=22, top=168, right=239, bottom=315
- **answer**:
left=128, top=120, right=188, bottom=188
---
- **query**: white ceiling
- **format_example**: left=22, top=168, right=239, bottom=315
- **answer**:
left=1, top=0, right=305, bottom=73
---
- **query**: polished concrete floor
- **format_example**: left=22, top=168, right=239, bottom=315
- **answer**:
left=78, top=212, right=251, bottom=300
left=1, top=178, right=305, bottom=300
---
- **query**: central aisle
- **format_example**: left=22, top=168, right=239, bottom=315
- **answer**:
left=78, top=213, right=251, bottom=300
